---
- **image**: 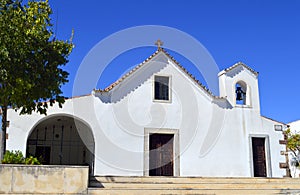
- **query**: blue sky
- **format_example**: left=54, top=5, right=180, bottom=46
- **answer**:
left=48, top=0, right=300, bottom=124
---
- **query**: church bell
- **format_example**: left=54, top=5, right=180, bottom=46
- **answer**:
left=236, top=86, right=245, bottom=101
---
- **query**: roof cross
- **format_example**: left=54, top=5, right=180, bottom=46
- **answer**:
left=155, top=39, right=163, bottom=50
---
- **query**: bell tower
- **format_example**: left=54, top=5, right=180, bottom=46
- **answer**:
left=218, top=62, right=260, bottom=112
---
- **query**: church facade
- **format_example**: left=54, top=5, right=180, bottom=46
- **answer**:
left=6, top=48, right=288, bottom=177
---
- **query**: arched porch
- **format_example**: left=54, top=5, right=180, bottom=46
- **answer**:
left=26, top=114, right=95, bottom=174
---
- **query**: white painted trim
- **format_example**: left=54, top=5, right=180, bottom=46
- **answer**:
left=144, top=128, right=179, bottom=176
left=235, top=105, right=252, bottom=109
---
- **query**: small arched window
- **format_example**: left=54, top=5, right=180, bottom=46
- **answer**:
left=235, top=81, right=247, bottom=105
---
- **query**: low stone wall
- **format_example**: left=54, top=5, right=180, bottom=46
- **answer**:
left=0, top=164, right=89, bottom=194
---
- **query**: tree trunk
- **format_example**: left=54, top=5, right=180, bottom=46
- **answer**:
left=0, top=106, right=7, bottom=162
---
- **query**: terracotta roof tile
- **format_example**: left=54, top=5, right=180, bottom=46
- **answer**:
left=93, top=50, right=159, bottom=93
left=93, top=48, right=224, bottom=99
left=159, top=49, right=223, bottom=99
left=221, top=62, right=259, bottom=76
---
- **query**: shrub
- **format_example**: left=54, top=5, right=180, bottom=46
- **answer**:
left=2, top=150, right=25, bottom=164
left=2, top=150, right=41, bottom=165
left=25, top=156, right=41, bottom=165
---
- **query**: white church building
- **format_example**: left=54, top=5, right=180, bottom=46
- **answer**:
left=6, top=46, right=288, bottom=177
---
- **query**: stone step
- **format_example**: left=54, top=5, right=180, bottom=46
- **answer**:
left=88, top=188, right=300, bottom=195
left=88, top=176, right=300, bottom=195
left=90, top=176, right=299, bottom=184
left=89, top=181, right=300, bottom=190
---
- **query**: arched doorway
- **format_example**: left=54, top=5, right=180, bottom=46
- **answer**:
left=26, top=115, right=95, bottom=174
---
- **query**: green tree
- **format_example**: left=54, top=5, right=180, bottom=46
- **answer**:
left=0, top=0, right=73, bottom=160
left=285, top=128, right=300, bottom=166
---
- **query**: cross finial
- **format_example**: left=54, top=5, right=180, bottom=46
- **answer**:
left=155, top=39, right=163, bottom=50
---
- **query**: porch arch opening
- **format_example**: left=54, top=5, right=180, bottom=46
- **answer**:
left=26, top=115, right=95, bottom=174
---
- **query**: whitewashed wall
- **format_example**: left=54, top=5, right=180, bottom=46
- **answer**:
left=6, top=52, right=286, bottom=177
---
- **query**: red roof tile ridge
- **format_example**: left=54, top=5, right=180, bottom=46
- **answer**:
left=93, top=48, right=225, bottom=100
left=223, top=61, right=259, bottom=76
left=159, top=48, right=224, bottom=99
left=93, top=50, right=160, bottom=93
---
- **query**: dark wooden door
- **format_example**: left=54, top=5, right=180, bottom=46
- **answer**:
left=252, top=138, right=267, bottom=177
left=149, top=134, right=174, bottom=176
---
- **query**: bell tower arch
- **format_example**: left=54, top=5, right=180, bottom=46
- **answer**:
left=218, top=62, right=260, bottom=111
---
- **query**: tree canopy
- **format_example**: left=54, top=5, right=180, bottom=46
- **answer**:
left=285, top=128, right=300, bottom=166
left=0, top=0, right=73, bottom=114
left=0, top=0, right=73, bottom=159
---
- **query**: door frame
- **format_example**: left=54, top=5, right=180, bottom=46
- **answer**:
left=144, top=128, right=179, bottom=176
left=249, top=134, right=272, bottom=177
